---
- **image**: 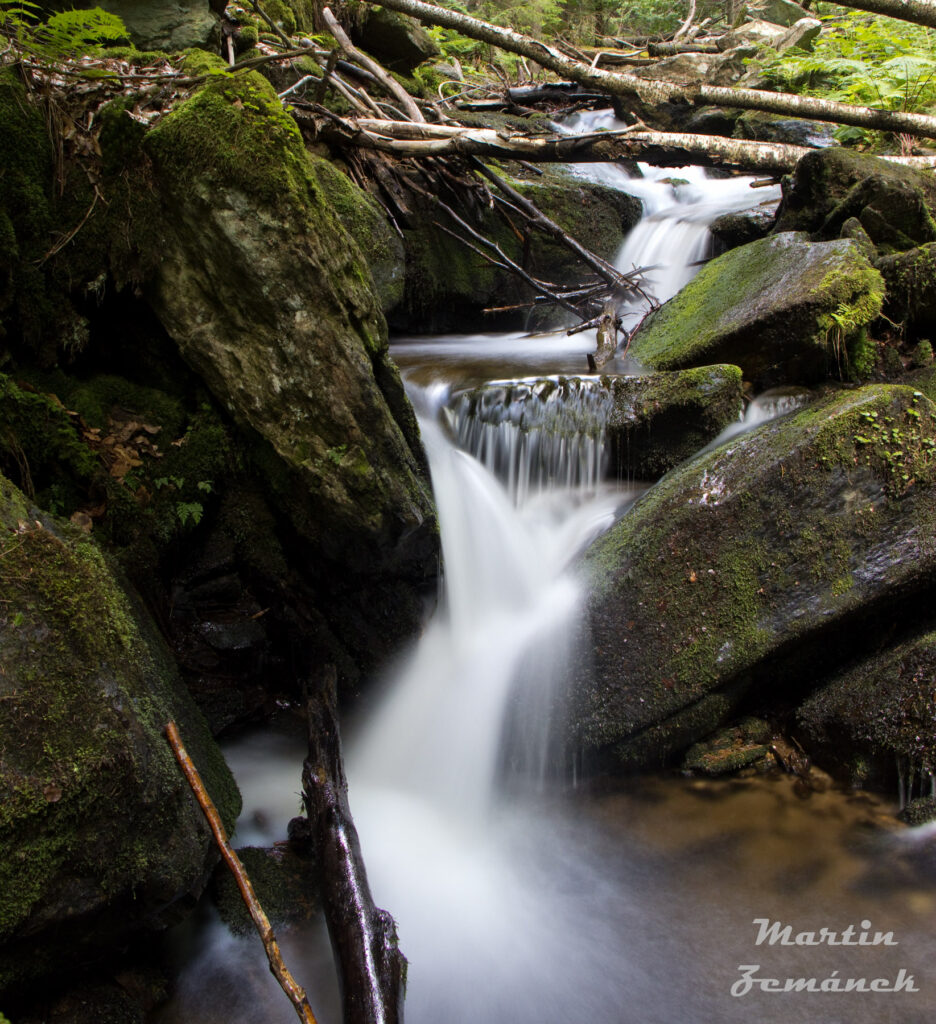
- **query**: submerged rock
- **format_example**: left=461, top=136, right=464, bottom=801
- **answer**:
left=682, top=718, right=775, bottom=776
left=573, top=385, right=936, bottom=771
left=0, top=472, right=240, bottom=998
left=629, top=232, right=883, bottom=386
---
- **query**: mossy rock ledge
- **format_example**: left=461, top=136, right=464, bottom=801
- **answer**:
left=571, top=384, right=936, bottom=772
left=141, top=71, right=438, bottom=656
left=629, top=231, right=883, bottom=387
left=0, top=472, right=240, bottom=1000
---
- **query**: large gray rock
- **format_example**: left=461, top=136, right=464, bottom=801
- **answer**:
left=744, top=0, right=810, bottom=27
left=0, top=472, right=240, bottom=997
left=629, top=232, right=884, bottom=386
left=42, top=1, right=219, bottom=51
left=573, top=384, right=936, bottom=770
left=143, top=71, right=437, bottom=670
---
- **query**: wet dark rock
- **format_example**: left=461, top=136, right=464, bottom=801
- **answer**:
left=572, top=385, right=936, bottom=771
left=0, top=472, right=240, bottom=1000
left=709, top=203, right=779, bottom=251
left=629, top=232, right=883, bottom=387
left=799, top=628, right=936, bottom=789
left=733, top=111, right=837, bottom=149
left=773, top=149, right=936, bottom=249
left=210, top=846, right=320, bottom=935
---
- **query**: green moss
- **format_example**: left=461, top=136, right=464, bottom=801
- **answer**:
left=145, top=70, right=313, bottom=206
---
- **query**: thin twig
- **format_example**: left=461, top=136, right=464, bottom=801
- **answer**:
left=165, top=721, right=320, bottom=1024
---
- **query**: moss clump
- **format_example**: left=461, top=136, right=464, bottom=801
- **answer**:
left=630, top=232, right=884, bottom=386
left=145, top=70, right=314, bottom=206
left=912, top=339, right=934, bottom=369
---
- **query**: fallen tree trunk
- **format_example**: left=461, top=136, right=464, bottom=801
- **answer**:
left=825, top=0, right=936, bottom=29
left=358, top=0, right=936, bottom=139
left=302, top=667, right=406, bottom=1024
left=305, top=114, right=936, bottom=172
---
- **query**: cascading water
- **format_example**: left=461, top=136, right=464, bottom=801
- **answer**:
left=158, top=116, right=936, bottom=1024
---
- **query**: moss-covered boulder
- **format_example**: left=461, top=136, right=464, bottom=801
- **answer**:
left=0, top=472, right=240, bottom=998
left=141, top=71, right=437, bottom=665
left=798, top=628, right=936, bottom=790
left=452, top=365, right=743, bottom=481
left=773, top=149, right=936, bottom=250
left=629, top=232, right=884, bottom=386
left=573, top=385, right=936, bottom=771
left=396, top=166, right=642, bottom=331
left=608, top=365, right=744, bottom=477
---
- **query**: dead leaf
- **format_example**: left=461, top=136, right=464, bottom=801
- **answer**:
left=43, top=782, right=62, bottom=803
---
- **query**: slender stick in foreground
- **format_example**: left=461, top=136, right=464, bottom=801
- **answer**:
left=165, top=720, right=320, bottom=1024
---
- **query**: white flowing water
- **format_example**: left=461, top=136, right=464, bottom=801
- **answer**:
left=157, top=126, right=936, bottom=1024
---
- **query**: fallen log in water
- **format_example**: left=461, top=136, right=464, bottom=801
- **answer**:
left=302, top=667, right=407, bottom=1024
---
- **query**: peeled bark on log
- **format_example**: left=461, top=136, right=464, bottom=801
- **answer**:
left=648, top=40, right=721, bottom=56
left=358, top=0, right=936, bottom=138
left=825, top=0, right=936, bottom=29
left=307, top=114, right=936, bottom=172
left=302, top=667, right=406, bottom=1024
